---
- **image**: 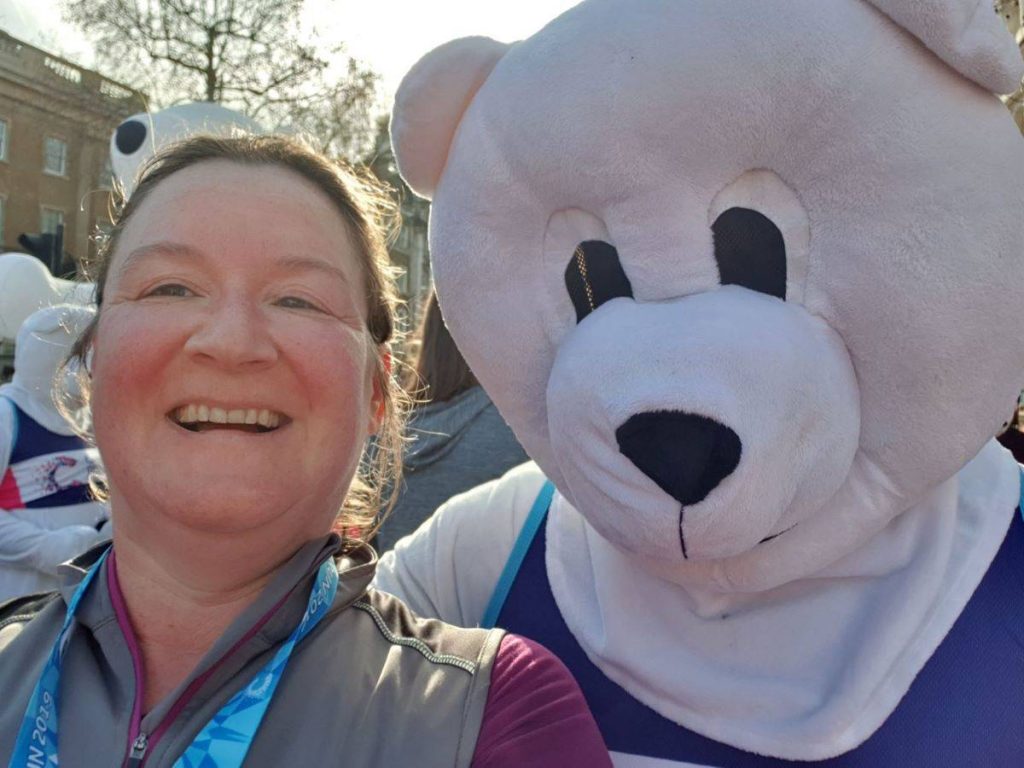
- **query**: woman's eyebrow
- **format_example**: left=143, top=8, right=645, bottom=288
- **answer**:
left=115, top=246, right=353, bottom=289
left=278, top=257, right=353, bottom=288
left=117, top=241, right=204, bottom=278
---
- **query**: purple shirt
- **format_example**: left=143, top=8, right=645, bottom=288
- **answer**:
left=473, top=634, right=612, bottom=767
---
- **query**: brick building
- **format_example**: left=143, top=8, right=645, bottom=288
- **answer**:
left=0, top=30, right=145, bottom=269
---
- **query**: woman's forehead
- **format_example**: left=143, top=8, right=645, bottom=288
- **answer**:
left=126, top=160, right=350, bottom=234
left=113, top=161, right=360, bottom=275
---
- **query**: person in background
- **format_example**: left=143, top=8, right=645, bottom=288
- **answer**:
left=0, top=305, right=108, bottom=602
left=376, top=290, right=528, bottom=552
left=997, top=393, right=1024, bottom=462
left=0, top=136, right=609, bottom=768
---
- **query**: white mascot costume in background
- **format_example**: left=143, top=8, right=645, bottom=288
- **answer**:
left=111, top=101, right=261, bottom=196
left=0, top=306, right=106, bottom=602
left=376, top=0, right=1024, bottom=764
left=0, top=254, right=93, bottom=341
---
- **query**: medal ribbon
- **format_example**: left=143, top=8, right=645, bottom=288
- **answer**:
left=8, top=551, right=338, bottom=768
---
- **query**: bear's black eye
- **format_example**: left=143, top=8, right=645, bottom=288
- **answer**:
left=115, top=119, right=148, bottom=155
left=711, top=207, right=786, bottom=299
left=564, top=240, right=633, bottom=323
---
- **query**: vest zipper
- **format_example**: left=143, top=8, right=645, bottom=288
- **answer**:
left=110, top=554, right=302, bottom=767
left=126, top=733, right=148, bottom=768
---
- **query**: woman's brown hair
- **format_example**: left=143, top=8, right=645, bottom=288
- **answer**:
left=405, top=290, right=477, bottom=404
left=67, top=133, right=409, bottom=547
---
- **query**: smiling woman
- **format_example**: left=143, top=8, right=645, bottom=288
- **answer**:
left=0, top=135, right=609, bottom=768
left=76, top=137, right=405, bottom=549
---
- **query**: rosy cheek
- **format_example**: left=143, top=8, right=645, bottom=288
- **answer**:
left=293, top=333, right=372, bottom=419
left=92, top=308, right=177, bottom=405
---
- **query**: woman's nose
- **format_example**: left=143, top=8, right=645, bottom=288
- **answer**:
left=184, top=298, right=279, bottom=369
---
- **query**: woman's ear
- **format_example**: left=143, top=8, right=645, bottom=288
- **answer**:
left=390, top=36, right=511, bottom=199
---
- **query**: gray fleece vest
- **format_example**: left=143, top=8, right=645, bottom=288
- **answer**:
left=0, top=537, right=504, bottom=767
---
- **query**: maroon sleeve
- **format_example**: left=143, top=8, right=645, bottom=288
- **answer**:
left=470, top=633, right=612, bottom=767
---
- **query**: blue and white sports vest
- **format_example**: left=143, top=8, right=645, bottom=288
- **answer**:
left=0, top=400, right=97, bottom=510
left=488, top=487, right=1024, bottom=766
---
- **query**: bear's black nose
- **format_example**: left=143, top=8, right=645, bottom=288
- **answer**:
left=115, top=119, right=147, bottom=155
left=615, top=411, right=741, bottom=506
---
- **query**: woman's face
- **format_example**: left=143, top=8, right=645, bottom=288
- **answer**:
left=91, top=161, right=382, bottom=545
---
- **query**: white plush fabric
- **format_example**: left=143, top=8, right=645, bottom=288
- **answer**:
left=866, top=0, right=1024, bottom=93
left=0, top=253, right=94, bottom=341
left=0, top=305, right=107, bottom=602
left=548, top=439, right=1018, bottom=759
left=110, top=102, right=261, bottom=196
left=546, top=286, right=861, bottom=565
left=392, top=37, right=511, bottom=198
left=0, top=305, right=95, bottom=436
left=384, top=0, right=1024, bottom=760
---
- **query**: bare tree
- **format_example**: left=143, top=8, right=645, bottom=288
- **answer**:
left=62, top=0, right=380, bottom=159
left=996, top=0, right=1024, bottom=132
left=287, top=58, right=380, bottom=161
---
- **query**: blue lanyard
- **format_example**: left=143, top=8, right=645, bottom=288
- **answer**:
left=8, top=549, right=339, bottom=768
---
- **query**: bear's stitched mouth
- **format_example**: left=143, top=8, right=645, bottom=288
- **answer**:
left=679, top=504, right=797, bottom=560
left=758, top=523, right=797, bottom=545
left=679, top=505, right=688, bottom=559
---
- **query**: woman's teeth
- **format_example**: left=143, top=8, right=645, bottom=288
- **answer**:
left=175, top=405, right=281, bottom=429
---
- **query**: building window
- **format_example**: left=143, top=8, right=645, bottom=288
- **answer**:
left=43, top=137, right=68, bottom=176
left=0, top=120, right=8, bottom=162
left=41, top=207, right=64, bottom=234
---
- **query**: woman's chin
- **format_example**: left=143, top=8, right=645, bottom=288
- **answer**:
left=127, top=485, right=327, bottom=539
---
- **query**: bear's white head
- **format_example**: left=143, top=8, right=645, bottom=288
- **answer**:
left=110, top=102, right=261, bottom=196
left=392, top=0, right=1024, bottom=591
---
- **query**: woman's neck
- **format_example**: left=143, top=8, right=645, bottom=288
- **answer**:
left=111, top=528, right=284, bottom=712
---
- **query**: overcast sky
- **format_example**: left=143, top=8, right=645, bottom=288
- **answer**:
left=0, top=0, right=579, bottom=99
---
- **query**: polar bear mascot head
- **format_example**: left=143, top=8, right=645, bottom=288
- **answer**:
left=390, top=0, right=1024, bottom=758
left=111, top=101, right=261, bottom=196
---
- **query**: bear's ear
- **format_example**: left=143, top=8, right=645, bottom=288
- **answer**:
left=866, top=0, right=1023, bottom=93
left=391, top=36, right=511, bottom=199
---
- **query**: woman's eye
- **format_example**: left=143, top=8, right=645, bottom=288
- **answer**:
left=711, top=207, right=787, bottom=299
left=275, top=296, right=322, bottom=312
left=145, top=283, right=193, bottom=298
left=564, top=240, right=633, bottom=323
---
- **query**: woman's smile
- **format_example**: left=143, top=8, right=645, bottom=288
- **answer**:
left=169, top=403, right=289, bottom=433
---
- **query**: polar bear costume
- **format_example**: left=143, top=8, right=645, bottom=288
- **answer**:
left=0, top=306, right=106, bottom=602
left=375, top=0, right=1024, bottom=764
